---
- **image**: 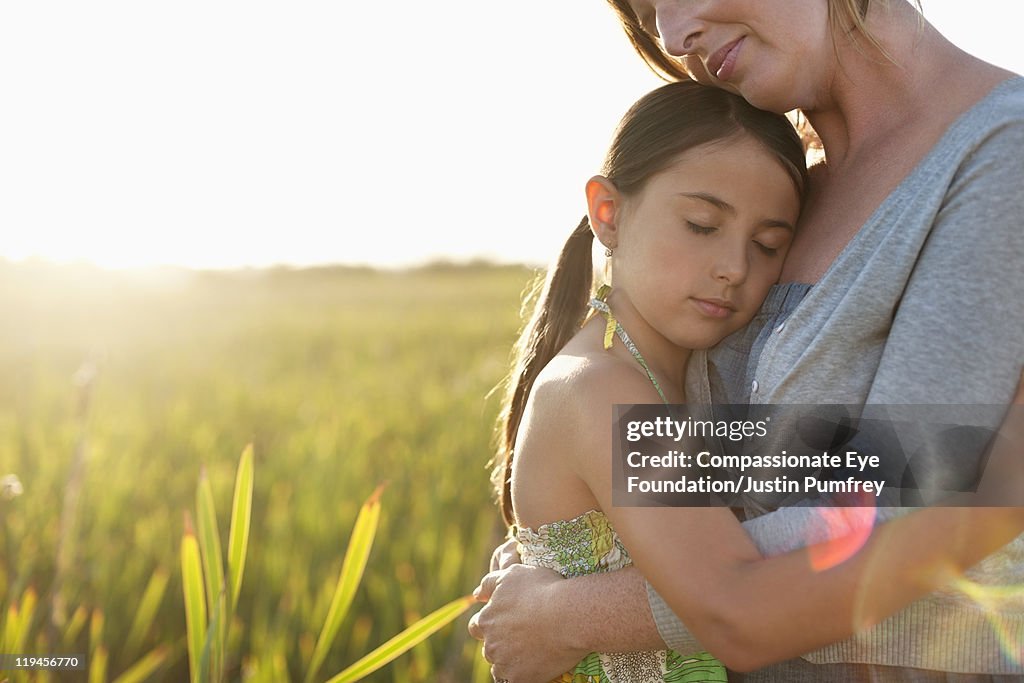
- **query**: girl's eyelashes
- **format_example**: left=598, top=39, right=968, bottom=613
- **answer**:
left=686, top=220, right=787, bottom=255
left=686, top=222, right=716, bottom=235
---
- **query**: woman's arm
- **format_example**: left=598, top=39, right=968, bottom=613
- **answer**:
left=651, top=90, right=1024, bottom=653
left=566, top=365, right=1024, bottom=671
left=470, top=373, right=1024, bottom=678
left=469, top=564, right=665, bottom=682
left=584, top=393, right=1024, bottom=672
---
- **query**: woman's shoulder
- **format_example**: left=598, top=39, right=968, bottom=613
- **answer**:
left=946, top=75, right=1024, bottom=142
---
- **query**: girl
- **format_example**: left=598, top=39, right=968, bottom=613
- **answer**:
left=493, top=78, right=805, bottom=681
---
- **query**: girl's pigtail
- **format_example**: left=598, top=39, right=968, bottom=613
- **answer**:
left=492, top=217, right=595, bottom=527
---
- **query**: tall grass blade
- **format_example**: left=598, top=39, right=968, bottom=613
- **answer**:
left=124, top=568, right=169, bottom=659
left=227, top=444, right=254, bottom=609
left=181, top=512, right=207, bottom=683
left=7, top=588, right=36, bottom=655
left=196, top=469, right=226, bottom=626
left=196, top=468, right=226, bottom=681
left=195, top=591, right=223, bottom=683
left=111, top=645, right=170, bottom=683
left=62, top=605, right=89, bottom=649
left=88, top=645, right=108, bottom=683
left=304, top=484, right=385, bottom=683
left=17, top=588, right=36, bottom=648
left=3, top=603, right=18, bottom=655
left=324, top=595, right=475, bottom=683
left=89, top=608, right=105, bottom=663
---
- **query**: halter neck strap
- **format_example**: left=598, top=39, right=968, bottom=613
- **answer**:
left=588, top=293, right=669, bottom=406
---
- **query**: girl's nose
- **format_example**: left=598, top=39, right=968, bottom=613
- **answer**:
left=711, top=244, right=749, bottom=285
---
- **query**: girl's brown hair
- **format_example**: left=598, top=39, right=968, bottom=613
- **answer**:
left=491, top=80, right=808, bottom=527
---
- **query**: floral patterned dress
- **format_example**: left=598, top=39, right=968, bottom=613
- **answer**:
left=516, top=509, right=728, bottom=683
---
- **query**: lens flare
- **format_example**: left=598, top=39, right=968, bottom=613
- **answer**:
left=807, top=496, right=878, bottom=572
left=948, top=576, right=1024, bottom=666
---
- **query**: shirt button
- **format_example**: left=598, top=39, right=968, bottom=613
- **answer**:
left=775, top=322, right=786, bottom=334
left=751, top=380, right=759, bottom=394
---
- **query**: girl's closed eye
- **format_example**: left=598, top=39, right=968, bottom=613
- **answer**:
left=752, top=226, right=794, bottom=257
left=687, top=221, right=716, bottom=235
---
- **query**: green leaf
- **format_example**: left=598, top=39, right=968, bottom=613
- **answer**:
left=89, top=608, right=104, bottom=662
left=111, top=645, right=171, bottom=683
left=304, top=484, right=385, bottom=683
left=5, top=587, right=36, bottom=655
left=2, top=604, right=18, bottom=655
left=198, top=587, right=227, bottom=683
left=196, top=468, right=226, bottom=681
left=227, top=444, right=254, bottom=610
left=62, top=606, right=89, bottom=650
left=181, top=513, right=207, bottom=683
left=124, top=569, right=169, bottom=660
left=196, top=469, right=226, bottom=624
left=88, top=645, right=108, bottom=683
left=325, top=595, right=475, bottom=683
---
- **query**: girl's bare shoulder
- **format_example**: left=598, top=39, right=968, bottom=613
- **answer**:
left=529, top=344, right=664, bottom=428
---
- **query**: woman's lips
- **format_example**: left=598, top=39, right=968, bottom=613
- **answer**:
left=709, top=37, right=745, bottom=82
left=691, top=298, right=735, bottom=318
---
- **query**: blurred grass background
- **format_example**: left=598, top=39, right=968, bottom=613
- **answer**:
left=0, top=259, right=536, bottom=681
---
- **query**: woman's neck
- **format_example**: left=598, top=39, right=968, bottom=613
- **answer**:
left=804, top=1, right=1010, bottom=170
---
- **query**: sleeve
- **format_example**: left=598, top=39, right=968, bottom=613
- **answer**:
left=647, top=581, right=703, bottom=653
left=866, top=114, right=1024, bottom=405
left=646, top=505, right=906, bottom=650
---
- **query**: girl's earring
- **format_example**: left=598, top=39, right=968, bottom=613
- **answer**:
left=604, top=247, right=613, bottom=257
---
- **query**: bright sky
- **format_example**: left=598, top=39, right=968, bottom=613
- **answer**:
left=1, top=1, right=1020, bottom=270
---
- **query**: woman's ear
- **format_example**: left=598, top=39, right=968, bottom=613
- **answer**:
left=585, top=175, right=622, bottom=251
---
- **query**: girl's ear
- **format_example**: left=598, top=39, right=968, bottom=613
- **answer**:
left=585, top=175, right=622, bottom=251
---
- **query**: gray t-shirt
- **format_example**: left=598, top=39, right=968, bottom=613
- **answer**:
left=648, top=76, right=1024, bottom=677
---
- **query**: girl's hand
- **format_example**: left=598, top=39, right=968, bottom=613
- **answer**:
left=468, top=564, right=586, bottom=683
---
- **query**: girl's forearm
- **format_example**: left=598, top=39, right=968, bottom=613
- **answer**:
left=550, top=566, right=668, bottom=653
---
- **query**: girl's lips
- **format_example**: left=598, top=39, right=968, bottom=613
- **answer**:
left=712, top=37, right=745, bottom=81
left=691, top=298, right=734, bottom=318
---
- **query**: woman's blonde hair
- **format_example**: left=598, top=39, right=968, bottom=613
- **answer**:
left=605, top=0, right=923, bottom=81
left=604, top=0, right=923, bottom=153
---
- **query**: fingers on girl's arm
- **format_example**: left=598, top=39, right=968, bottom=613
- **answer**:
left=490, top=537, right=521, bottom=571
left=473, top=569, right=504, bottom=602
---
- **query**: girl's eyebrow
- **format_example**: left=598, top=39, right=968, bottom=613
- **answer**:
left=678, top=191, right=732, bottom=212
left=763, top=219, right=796, bottom=232
left=678, top=192, right=796, bottom=231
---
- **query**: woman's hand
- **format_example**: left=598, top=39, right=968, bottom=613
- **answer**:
left=468, top=564, right=587, bottom=683
left=489, top=537, right=520, bottom=571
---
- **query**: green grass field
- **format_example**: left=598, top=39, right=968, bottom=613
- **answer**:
left=0, top=260, right=540, bottom=682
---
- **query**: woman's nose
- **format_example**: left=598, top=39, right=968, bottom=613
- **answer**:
left=654, top=3, right=703, bottom=56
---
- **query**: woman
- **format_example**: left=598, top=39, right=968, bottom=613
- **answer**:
left=470, top=1, right=1024, bottom=680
